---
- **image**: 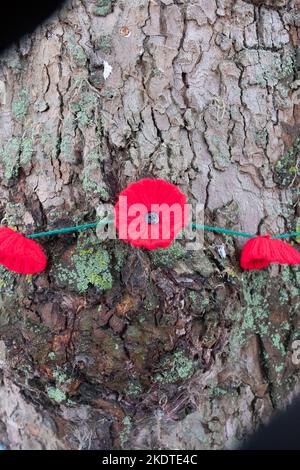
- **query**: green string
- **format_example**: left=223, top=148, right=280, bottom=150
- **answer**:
left=272, top=232, right=300, bottom=239
left=26, top=220, right=300, bottom=240
left=26, top=220, right=113, bottom=239
left=191, top=223, right=256, bottom=238
left=191, top=224, right=300, bottom=239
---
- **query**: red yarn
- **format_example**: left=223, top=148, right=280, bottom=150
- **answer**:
left=114, top=178, right=189, bottom=249
left=0, top=227, right=47, bottom=274
left=241, top=235, right=300, bottom=270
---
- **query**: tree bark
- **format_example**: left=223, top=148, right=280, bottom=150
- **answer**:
left=0, top=0, right=299, bottom=450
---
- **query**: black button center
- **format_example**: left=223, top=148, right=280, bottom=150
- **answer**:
left=145, top=212, right=159, bottom=225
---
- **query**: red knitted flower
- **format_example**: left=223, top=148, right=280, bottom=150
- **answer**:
left=0, top=227, right=47, bottom=274
left=241, top=235, right=300, bottom=270
left=114, top=178, right=189, bottom=249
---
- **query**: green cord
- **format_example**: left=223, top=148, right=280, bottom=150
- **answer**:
left=272, top=232, right=300, bottom=239
left=191, top=223, right=256, bottom=238
left=27, top=220, right=113, bottom=239
left=191, top=224, right=300, bottom=239
left=25, top=220, right=300, bottom=240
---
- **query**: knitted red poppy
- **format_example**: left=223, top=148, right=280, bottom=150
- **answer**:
left=114, top=178, right=189, bottom=249
left=0, top=227, right=47, bottom=274
left=241, top=235, right=300, bottom=270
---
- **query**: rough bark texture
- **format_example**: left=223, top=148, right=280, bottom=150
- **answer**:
left=0, top=0, right=300, bottom=450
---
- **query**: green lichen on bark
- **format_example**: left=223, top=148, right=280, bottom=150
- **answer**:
left=0, top=137, right=20, bottom=179
left=274, top=138, right=299, bottom=187
left=0, top=135, right=34, bottom=179
left=0, top=266, right=17, bottom=297
left=20, top=137, right=33, bottom=165
left=230, top=271, right=284, bottom=351
left=120, top=416, right=133, bottom=448
left=93, top=0, right=114, bottom=16
left=12, top=89, right=29, bottom=121
left=67, top=37, right=87, bottom=67
left=150, top=241, right=187, bottom=267
left=81, top=151, right=110, bottom=198
left=236, top=271, right=270, bottom=342
left=113, top=242, right=130, bottom=272
left=230, top=266, right=300, bottom=400
left=55, top=235, right=113, bottom=293
left=47, top=387, right=67, bottom=403
left=279, top=51, right=296, bottom=81
left=96, top=35, right=113, bottom=52
left=71, top=88, right=99, bottom=127
left=154, top=349, right=194, bottom=384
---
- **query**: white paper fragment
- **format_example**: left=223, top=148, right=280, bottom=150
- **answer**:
left=0, top=340, right=6, bottom=367
left=217, top=244, right=227, bottom=259
left=103, top=61, right=112, bottom=80
left=0, top=80, right=6, bottom=105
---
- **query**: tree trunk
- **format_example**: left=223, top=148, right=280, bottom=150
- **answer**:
left=0, top=0, right=299, bottom=450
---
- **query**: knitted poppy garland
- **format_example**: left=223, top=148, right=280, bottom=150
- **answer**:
left=0, top=178, right=299, bottom=275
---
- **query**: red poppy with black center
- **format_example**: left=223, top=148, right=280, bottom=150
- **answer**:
left=114, top=178, right=189, bottom=250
